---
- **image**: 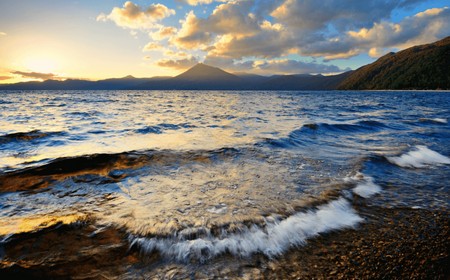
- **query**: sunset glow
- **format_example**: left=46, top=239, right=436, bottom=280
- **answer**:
left=23, top=57, right=59, bottom=74
left=0, top=0, right=449, bottom=83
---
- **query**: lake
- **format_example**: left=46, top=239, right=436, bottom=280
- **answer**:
left=0, top=90, right=449, bottom=278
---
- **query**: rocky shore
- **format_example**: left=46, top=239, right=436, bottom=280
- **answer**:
left=261, top=206, right=449, bottom=279
left=1, top=204, right=448, bottom=279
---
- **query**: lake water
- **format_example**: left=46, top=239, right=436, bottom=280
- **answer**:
left=0, top=90, right=449, bottom=278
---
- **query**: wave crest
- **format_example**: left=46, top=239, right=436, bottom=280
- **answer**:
left=129, top=198, right=362, bottom=262
left=0, top=130, right=65, bottom=144
left=387, top=146, right=450, bottom=168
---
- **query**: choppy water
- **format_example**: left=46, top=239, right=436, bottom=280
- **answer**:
left=0, top=90, right=449, bottom=277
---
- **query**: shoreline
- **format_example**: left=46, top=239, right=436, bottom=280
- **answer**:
left=261, top=206, right=449, bottom=279
left=1, top=204, right=448, bottom=279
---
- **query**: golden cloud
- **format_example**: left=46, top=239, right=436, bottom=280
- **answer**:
left=151, top=26, right=178, bottom=41
left=100, top=0, right=450, bottom=68
left=11, top=71, right=61, bottom=81
left=156, top=57, right=198, bottom=69
left=142, top=42, right=164, bottom=51
left=97, top=1, right=175, bottom=29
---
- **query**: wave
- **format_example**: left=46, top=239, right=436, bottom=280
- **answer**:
left=135, top=123, right=195, bottom=134
left=0, top=130, right=65, bottom=144
left=345, top=173, right=382, bottom=198
left=129, top=198, right=362, bottom=262
left=261, top=120, right=390, bottom=149
left=387, top=146, right=450, bottom=168
left=301, top=120, right=390, bottom=133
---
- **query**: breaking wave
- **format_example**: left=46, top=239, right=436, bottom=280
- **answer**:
left=387, top=145, right=450, bottom=168
left=129, top=198, right=362, bottom=262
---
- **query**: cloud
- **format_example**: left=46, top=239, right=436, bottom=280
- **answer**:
left=271, top=0, right=421, bottom=32
left=169, top=11, right=213, bottom=49
left=203, top=55, right=254, bottom=72
left=97, top=1, right=175, bottom=30
left=170, top=1, right=261, bottom=49
left=203, top=55, right=347, bottom=74
left=178, top=0, right=214, bottom=5
left=177, top=0, right=229, bottom=6
left=103, top=0, right=450, bottom=72
left=142, top=42, right=164, bottom=51
left=0, top=32, right=6, bottom=36
left=11, top=71, right=59, bottom=81
left=208, top=23, right=294, bottom=59
left=348, top=7, right=450, bottom=48
left=151, top=26, right=177, bottom=40
left=255, top=59, right=348, bottom=74
left=0, top=76, right=12, bottom=80
left=156, top=57, right=198, bottom=69
left=163, top=50, right=189, bottom=58
left=299, top=6, right=450, bottom=60
left=182, top=0, right=449, bottom=61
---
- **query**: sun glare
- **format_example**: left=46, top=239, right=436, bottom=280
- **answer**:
left=23, top=57, right=59, bottom=73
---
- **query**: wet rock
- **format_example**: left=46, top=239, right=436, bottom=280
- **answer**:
left=108, top=169, right=126, bottom=179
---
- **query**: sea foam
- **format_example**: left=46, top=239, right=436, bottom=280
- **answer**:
left=344, top=173, right=382, bottom=198
left=388, top=145, right=450, bottom=168
left=353, top=176, right=382, bottom=198
left=129, top=198, right=362, bottom=262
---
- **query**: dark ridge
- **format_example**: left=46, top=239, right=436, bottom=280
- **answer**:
left=0, top=63, right=350, bottom=91
left=338, top=36, right=450, bottom=90
left=0, top=76, right=166, bottom=90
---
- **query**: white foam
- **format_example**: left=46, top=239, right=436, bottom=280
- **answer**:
left=388, top=145, right=450, bottom=168
left=432, top=118, right=447, bottom=124
left=129, top=198, right=362, bottom=262
left=345, top=173, right=382, bottom=198
left=353, top=176, right=382, bottom=198
left=420, top=118, right=447, bottom=124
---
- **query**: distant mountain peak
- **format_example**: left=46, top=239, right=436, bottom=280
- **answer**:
left=175, top=63, right=239, bottom=80
left=122, top=75, right=135, bottom=79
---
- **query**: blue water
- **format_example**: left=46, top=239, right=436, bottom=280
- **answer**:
left=0, top=90, right=449, bottom=276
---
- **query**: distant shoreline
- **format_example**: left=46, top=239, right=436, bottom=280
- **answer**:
left=1, top=89, right=449, bottom=92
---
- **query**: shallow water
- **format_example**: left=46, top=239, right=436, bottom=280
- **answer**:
left=0, top=90, right=449, bottom=277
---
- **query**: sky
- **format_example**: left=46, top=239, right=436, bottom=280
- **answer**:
left=0, top=0, right=449, bottom=83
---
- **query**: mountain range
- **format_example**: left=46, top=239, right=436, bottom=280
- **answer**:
left=1, top=37, right=449, bottom=91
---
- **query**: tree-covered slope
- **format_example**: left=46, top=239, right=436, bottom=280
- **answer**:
left=338, top=37, right=450, bottom=90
